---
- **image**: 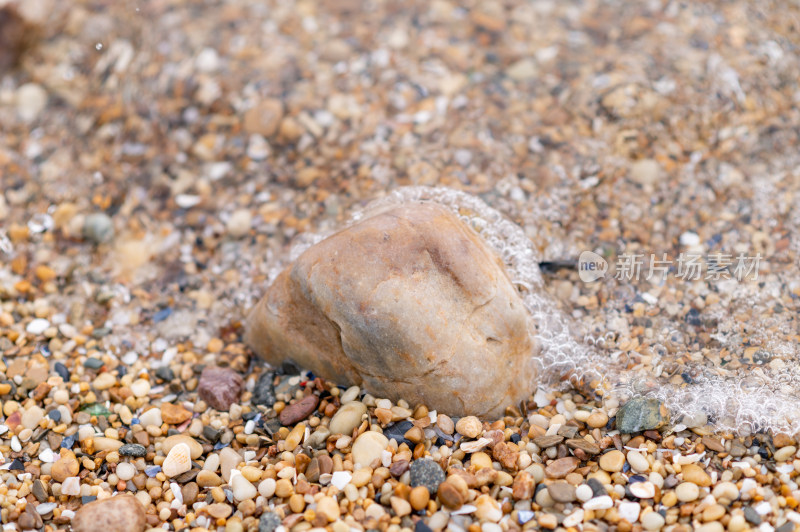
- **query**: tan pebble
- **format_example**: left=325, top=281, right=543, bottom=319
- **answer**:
left=351, top=431, right=388, bottom=467
left=711, top=481, right=739, bottom=503
left=598, top=450, right=625, bottom=473
left=773, top=433, right=796, bottom=448
left=437, top=481, right=464, bottom=509
left=162, top=434, right=203, bottom=459
left=52, top=453, right=80, bottom=482
left=702, top=504, right=726, bottom=522
left=455, top=416, right=482, bottom=438
left=681, top=464, right=711, bottom=487
left=316, top=496, right=340, bottom=522
left=586, top=412, right=609, bottom=428
left=390, top=496, right=412, bottom=517
left=351, top=468, right=372, bottom=488
left=161, top=403, right=192, bottom=425
left=661, top=491, right=678, bottom=507
left=207, top=503, right=232, bottom=519
left=197, top=470, right=223, bottom=487
left=695, top=523, right=724, bottom=532
left=774, top=445, right=797, bottom=462
left=162, top=442, right=192, bottom=478
left=284, top=423, right=305, bottom=452
left=241, top=466, right=262, bottom=483
left=675, top=482, right=700, bottom=502
left=474, top=494, right=502, bottom=522
left=93, top=437, right=123, bottom=452
left=470, top=452, right=493, bottom=470
left=289, top=493, right=306, bottom=513
left=409, top=486, right=430, bottom=511
left=275, top=478, right=293, bottom=498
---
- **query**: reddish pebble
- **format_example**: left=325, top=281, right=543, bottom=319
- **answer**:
left=197, top=367, right=243, bottom=411
left=279, top=394, right=319, bottom=425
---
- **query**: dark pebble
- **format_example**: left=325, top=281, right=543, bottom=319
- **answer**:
left=587, top=477, right=606, bottom=497
left=384, top=420, right=414, bottom=447
left=9, top=459, right=24, bottom=470
left=409, top=459, right=445, bottom=494
left=259, top=512, right=281, bottom=532
left=119, top=443, right=147, bottom=457
left=155, top=366, right=175, bottom=382
left=203, top=426, right=224, bottom=443
left=47, top=409, right=61, bottom=422
left=83, top=358, right=104, bottom=369
left=278, top=394, right=319, bottom=425
left=81, top=496, right=97, bottom=504
left=32, top=479, right=48, bottom=502
left=744, top=506, right=762, bottom=525
left=92, top=327, right=111, bottom=338
left=17, top=514, right=35, bottom=530
left=776, top=522, right=795, bottom=532
left=415, top=520, right=434, bottom=532
left=153, top=307, right=172, bottom=323
left=616, top=397, right=668, bottom=433
left=54, top=362, right=70, bottom=381
left=253, top=370, right=276, bottom=407
left=685, top=308, right=702, bottom=326
left=61, top=434, right=76, bottom=449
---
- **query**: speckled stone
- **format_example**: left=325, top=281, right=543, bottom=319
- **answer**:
left=258, top=512, right=281, bottom=532
left=119, top=443, right=147, bottom=457
left=615, top=397, right=669, bottom=433
left=409, top=459, right=446, bottom=494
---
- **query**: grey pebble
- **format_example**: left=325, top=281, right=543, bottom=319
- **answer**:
left=82, top=213, right=114, bottom=244
left=409, top=458, right=445, bottom=494
left=119, top=443, right=147, bottom=457
left=258, top=512, right=281, bottom=532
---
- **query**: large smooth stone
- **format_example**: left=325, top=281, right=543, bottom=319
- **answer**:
left=245, top=202, right=537, bottom=418
left=71, top=494, right=146, bottom=532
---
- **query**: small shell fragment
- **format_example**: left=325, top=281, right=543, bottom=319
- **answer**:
left=162, top=442, right=192, bottom=477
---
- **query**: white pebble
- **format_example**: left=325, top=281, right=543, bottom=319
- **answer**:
left=563, top=509, right=584, bottom=527
left=130, top=379, right=151, bottom=398
left=676, top=482, right=700, bottom=502
left=116, top=462, right=136, bottom=481
left=680, top=231, right=701, bottom=246
left=340, top=386, right=360, bottom=404
left=230, top=471, right=257, bottom=501
left=26, top=318, right=51, bottom=335
left=331, top=471, right=353, bottom=490
left=16, top=83, right=48, bottom=122
left=258, top=478, right=276, bottom=498
left=575, top=484, right=594, bottom=502
left=227, top=208, right=252, bottom=238
left=641, top=511, right=666, bottom=531
left=36, top=503, right=58, bottom=515
left=62, top=477, right=81, bottom=496
left=627, top=450, right=650, bottom=473
left=618, top=501, right=641, bottom=523
left=629, top=481, right=656, bottom=498
left=138, top=408, right=162, bottom=427
left=583, top=496, right=613, bottom=510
